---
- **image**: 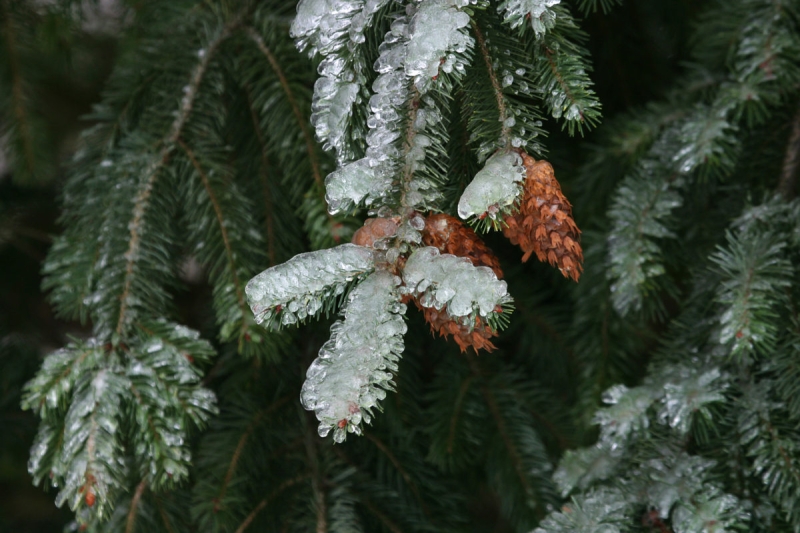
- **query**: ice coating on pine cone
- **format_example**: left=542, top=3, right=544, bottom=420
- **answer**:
left=422, top=213, right=504, bottom=278
left=402, top=247, right=509, bottom=318
left=405, top=0, right=473, bottom=92
left=300, top=270, right=407, bottom=443
left=245, top=244, right=374, bottom=326
left=457, top=151, right=525, bottom=220
left=497, top=0, right=560, bottom=37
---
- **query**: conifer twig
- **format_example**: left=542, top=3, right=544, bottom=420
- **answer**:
left=125, top=479, right=148, bottom=533
left=234, top=473, right=310, bottom=533
left=178, top=139, right=249, bottom=348
left=115, top=23, right=234, bottom=337
left=472, top=20, right=510, bottom=146
left=2, top=0, right=35, bottom=178
left=778, top=102, right=800, bottom=200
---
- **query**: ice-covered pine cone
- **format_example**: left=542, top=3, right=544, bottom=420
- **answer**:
left=351, top=217, right=399, bottom=248
left=502, top=153, right=583, bottom=281
left=413, top=212, right=502, bottom=353
left=413, top=300, right=499, bottom=353
left=422, top=213, right=503, bottom=279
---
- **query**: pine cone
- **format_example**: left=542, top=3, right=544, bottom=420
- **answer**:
left=502, top=153, right=583, bottom=281
left=351, top=217, right=399, bottom=248
left=422, top=213, right=504, bottom=279
left=415, top=300, right=498, bottom=353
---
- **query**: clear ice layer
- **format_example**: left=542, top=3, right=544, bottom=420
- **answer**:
left=457, top=151, right=525, bottom=220
left=300, top=270, right=407, bottom=442
left=245, top=244, right=375, bottom=326
left=401, top=246, right=509, bottom=318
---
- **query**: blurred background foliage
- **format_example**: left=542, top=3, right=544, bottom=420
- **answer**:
left=0, top=0, right=715, bottom=531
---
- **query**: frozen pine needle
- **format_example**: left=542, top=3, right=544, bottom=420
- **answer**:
left=245, top=244, right=375, bottom=327
left=300, top=270, right=407, bottom=442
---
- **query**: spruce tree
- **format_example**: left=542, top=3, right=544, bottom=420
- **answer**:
left=3, top=0, right=800, bottom=531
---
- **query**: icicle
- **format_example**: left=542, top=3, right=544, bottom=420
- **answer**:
left=405, top=0, right=473, bottom=92
left=497, top=0, right=560, bottom=37
left=457, top=151, right=525, bottom=220
left=401, top=247, right=509, bottom=319
left=294, top=0, right=393, bottom=162
left=245, top=244, right=375, bottom=325
left=300, top=271, right=406, bottom=440
left=322, top=14, right=412, bottom=212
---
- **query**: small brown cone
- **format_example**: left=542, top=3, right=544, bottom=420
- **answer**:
left=351, top=217, right=399, bottom=248
left=414, top=300, right=498, bottom=353
left=410, top=213, right=503, bottom=353
left=502, top=153, right=583, bottom=281
left=422, top=213, right=504, bottom=279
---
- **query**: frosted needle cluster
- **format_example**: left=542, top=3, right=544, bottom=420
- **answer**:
left=402, top=246, right=510, bottom=319
left=245, top=244, right=375, bottom=326
left=300, top=271, right=407, bottom=443
left=457, top=151, right=526, bottom=220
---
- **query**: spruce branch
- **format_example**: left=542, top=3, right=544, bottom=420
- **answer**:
left=125, top=479, right=148, bottom=533
left=779, top=101, right=800, bottom=200
left=112, top=21, right=235, bottom=339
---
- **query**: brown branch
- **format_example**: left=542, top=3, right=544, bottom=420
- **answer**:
left=215, top=396, right=291, bottom=506
left=234, top=473, right=310, bottom=533
left=2, top=0, right=36, bottom=179
left=245, top=27, right=323, bottom=191
left=177, top=139, right=249, bottom=349
left=447, top=375, right=475, bottom=454
left=244, top=27, right=338, bottom=240
left=472, top=20, right=510, bottom=145
left=364, top=433, right=430, bottom=517
left=244, top=86, right=277, bottom=265
left=125, top=479, right=148, bottom=533
left=115, top=24, right=234, bottom=337
left=778, top=101, right=800, bottom=200
left=466, top=355, right=539, bottom=516
left=156, top=500, right=177, bottom=533
left=360, top=498, right=406, bottom=533
left=297, top=400, right=329, bottom=533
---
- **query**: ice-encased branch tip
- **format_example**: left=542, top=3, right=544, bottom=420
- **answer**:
left=401, top=246, right=511, bottom=323
left=457, top=151, right=526, bottom=221
left=300, top=270, right=407, bottom=443
left=245, top=244, right=375, bottom=327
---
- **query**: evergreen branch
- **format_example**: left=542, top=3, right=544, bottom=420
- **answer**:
left=359, top=497, right=405, bottom=533
left=779, top=101, right=800, bottom=200
left=233, top=473, right=311, bottom=533
left=245, top=26, right=324, bottom=193
left=711, top=228, right=792, bottom=360
left=447, top=375, right=475, bottom=455
left=364, top=433, right=428, bottom=516
left=244, top=86, right=277, bottom=265
left=1, top=0, right=36, bottom=181
left=177, top=139, right=249, bottom=349
left=115, top=24, right=234, bottom=338
left=125, top=479, right=147, bottom=533
left=304, top=419, right=328, bottom=533
left=215, top=396, right=291, bottom=506
left=471, top=20, right=510, bottom=146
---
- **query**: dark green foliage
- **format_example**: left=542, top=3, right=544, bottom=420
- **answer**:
left=3, top=0, right=800, bottom=531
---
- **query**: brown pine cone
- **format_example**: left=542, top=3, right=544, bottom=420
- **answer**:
left=422, top=213, right=504, bottom=279
left=414, top=300, right=498, bottom=353
left=502, top=153, right=583, bottom=281
left=351, top=217, right=399, bottom=248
